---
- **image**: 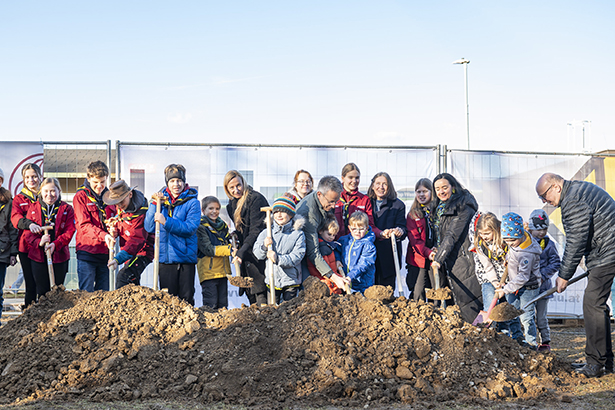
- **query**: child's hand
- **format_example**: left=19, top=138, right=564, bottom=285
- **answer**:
left=154, top=212, right=166, bottom=225
left=266, top=250, right=278, bottom=264
left=108, top=259, right=119, bottom=270
left=29, top=223, right=42, bottom=234
left=232, top=256, right=242, bottom=265
left=493, top=281, right=502, bottom=289
left=264, top=236, right=273, bottom=248
left=336, top=261, right=344, bottom=271
left=39, top=234, right=50, bottom=247
left=494, top=289, right=505, bottom=299
left=44, top=242, right=56, bottom=255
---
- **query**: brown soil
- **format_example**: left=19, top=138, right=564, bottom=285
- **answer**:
left=0, top=277, right=589, bottom=407
left=426, top=286, right=453, bottom=300
left=364, top=285, right=395, bottom=303
left=490, top=302, right=524, bottom=322
left=227, top=275, right=254, bottom=288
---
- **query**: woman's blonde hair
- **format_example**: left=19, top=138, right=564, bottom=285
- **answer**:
left=223, top=170, right=249, bottom=230
left=474, top=212, right=504, bottom=250
left=38, top=177, right=62, bottom=201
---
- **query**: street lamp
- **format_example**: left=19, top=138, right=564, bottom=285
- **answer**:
left=453, top=58, right=470, bottom=149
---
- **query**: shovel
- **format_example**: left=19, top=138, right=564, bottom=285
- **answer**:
left=261, top=206, right=276, bottom=305
left=522, top=271, right=589, bottom=310
left=152, top=195, right=161, bottom=291
left=472, top=266, right=509, bottom=326
left=390, top=234, right=404, bottom=298
left=426, top=264, right=453, bottom=303
left=41, top=225, right=58, bottom=291
left=227, top=235, right=254, bottom=288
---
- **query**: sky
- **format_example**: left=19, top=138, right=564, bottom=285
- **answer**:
left=1, top=1, right=613, bottom=153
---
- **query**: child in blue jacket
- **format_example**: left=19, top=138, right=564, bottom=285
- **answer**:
left=527, top=209, right=561, bottom=352
left=337, top=210, right=377, bottom=294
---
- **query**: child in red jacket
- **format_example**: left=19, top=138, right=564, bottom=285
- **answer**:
left=23, top=178, right=75, bottom=298
left=307, top=215, right=346, bottom=294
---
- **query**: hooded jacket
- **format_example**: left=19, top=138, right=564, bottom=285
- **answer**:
left=337, top=227, right=377, bottom=294
left=537, top=236, right=560, bottom=296
left=145, top=186, right=200, bottom=264
left=557, top=180, right=615, bottom=280
left=432, top=190, right=483, bottom=323
left=253, top=215, right=306, bottom=289
left=114, top=189, right=154, bottom=263
left=503, top=231, right=542, bottom=294
left=74, top=182, right=116, bottom=256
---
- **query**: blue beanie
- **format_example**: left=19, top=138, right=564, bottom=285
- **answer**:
left=501, top=212, right=524, bottom=239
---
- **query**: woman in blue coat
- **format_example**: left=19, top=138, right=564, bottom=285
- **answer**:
left=367, top=172, right=407, bottom=289
left=145, top=164, right=201, bottom=305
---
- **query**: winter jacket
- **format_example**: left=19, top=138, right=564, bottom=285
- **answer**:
left=197, top=215, right=232, bottom=282
left=145, top=186, right=200, bottom=264
left=432, top=190, right=482, bottom=323
left=371, top=197, right=407, bottom=281
left=11, top=188, right=38, bottom=253
left=0, top=197, right=19, bottom=264
left=468, top=212, right=507, bottom=286
left=537, top=236, right=561, bottom=296
left=23, top=199, right=75, bottom=264
left=337, top=228, right=377, bottom=294
left=74, top=182, right=116, bottom=256
left=334, top=190, right=375, bottom=239
left=226, top=187, right=269, bottom=294
left=285, top=187, right=310, bottom=205
left=114, top=189, right=154, bottom=264
left=406, top=211, right=433, bottom=269
left=557, top=180, right=615, bottom=280
left=296, top=191, right=336, bottom=278
left=253, top=215, right=306, bottom=289
left=307, top=237, right=344, bottom=295
left=503, top=231, right=542, bottom=294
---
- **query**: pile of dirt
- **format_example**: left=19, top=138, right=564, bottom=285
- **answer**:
left=0, top=279, right=583, bottom=407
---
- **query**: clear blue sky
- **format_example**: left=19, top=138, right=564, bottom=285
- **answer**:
left=1, top=1, right=613, bottom=152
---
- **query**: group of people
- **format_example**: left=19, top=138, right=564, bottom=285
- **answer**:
left=0, top=161, right=613, bottom=379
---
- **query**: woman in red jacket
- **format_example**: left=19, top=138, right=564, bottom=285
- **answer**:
left=11, top=163, right=42, bottom=307
left=334, top=163, right=376, bottom=239
left=23, top=178, right=75, bottom=298
left=406, top=178, right=435, bottom=301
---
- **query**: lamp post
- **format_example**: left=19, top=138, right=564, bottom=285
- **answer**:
left=453, top=58, right=470, bottom=149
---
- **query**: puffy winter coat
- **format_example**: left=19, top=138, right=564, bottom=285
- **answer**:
left=503, top=232, right=542, bottom=294
left=145, top=186, right=200, bottom=264
left=0, top=196, right=19, bottom=264
left=197, top=216, right=232, bottom=282
left=74, top=183, right=116, bottom=256
left=558, top=180, right=615, bottom=280
left=253, top=215, right=306, bottom=289
left=23, top=200, right=75, bottom=264
left=11, top=188, right=38, bottom=253
left=337, top=228, right=377, bottom=294
left=371, top=197, right=407, bottom=281
left=334, top=190, right=375, bottom=239
left=537, top=236, right=560, bottom=296
left=432, top=190, right=482, bottom=323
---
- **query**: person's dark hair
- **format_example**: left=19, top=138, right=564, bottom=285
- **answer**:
left=317, top=175, right=343, bottom=195
left=201, top=196, right=220, bottom=213
left=86, top=161, right=109, bottom=178
left=0, top=187, right=11, bottom=203
left=432, top=173, right=467, bottom=206
left=409, top=178, right=433, bottom=219
left=318, top=214, right=339, bottom=234
left=367, top=172, right=397, bottom=200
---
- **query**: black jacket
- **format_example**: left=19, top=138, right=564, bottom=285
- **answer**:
left=0, top=198, right=19, bottom=264
left=433, top=190, right=482, bottom=323
left=558, top=180, right=615, bottom=280
left=371, top=197, right=407, bottom=281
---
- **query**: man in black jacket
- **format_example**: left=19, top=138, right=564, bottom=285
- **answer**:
left=536, top=173, right=615, bottom=377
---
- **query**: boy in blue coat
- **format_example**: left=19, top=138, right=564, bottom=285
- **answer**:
left=337, top=210, right=377, bottom=294
left=527, top=209, right=561, bottom=352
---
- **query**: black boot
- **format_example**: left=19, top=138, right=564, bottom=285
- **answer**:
left=576, top=363, right=604, bottom=378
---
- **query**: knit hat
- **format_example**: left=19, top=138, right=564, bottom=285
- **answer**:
left=272, top=196, right=296, bottom=217
left=528, top=209, right=549, bottom=230
left=501, top=212, right=524, bottom=239
left=165, top=165, right=186, bottom=184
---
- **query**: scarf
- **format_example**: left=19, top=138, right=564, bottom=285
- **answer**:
left=433, top=201, right=447, bottom=246
left=339, top=190, right=359, bottom=229
left=539, top=237, right=548, bottom=250
left=478, top=238, right=508, bottom=263
left=201, top=216, right=230, bottom=245
left=39, top=197, right=60, bottom=226
left=20, top=187, right=37, bottom=203
left=77, top=180, right=109, bottom=227
left=158, top=185, right=192, bottom=217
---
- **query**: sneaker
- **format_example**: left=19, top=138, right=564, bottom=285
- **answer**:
left=576, top=364, right=604, bottom=378
left=537, top=344, right=551, bottom=353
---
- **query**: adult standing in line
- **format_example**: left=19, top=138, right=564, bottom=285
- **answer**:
left=223, top=170, right=269, bottom=306
left=23, top=178, right=75, bottom=298
left=537, top=172, right=615, bottom=377
left=334, top=163, right=375, bottom=239
left=286, top=170, right=314, bottom=205
left=406, top=178, right=435, bottom=301
left=0, top=168, right=19, bottom=322
left=74, top=161, right=116, bottom=292
left=296, top=175, right=350, bottom=290
left=145, top=164, right=200, bottom=305
left=11, top=163, right=42, bottom=307
left=367, top=172, right=407, bottom=289
left=429, top=173, right=482, bottom=323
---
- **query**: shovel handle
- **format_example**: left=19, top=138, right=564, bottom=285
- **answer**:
left=431, top=264, right=440, bottom=290
left=263, top=209, right=276, bottom=305
left=41, top=226, right=56, bottom=288
left=390, top=235, right=404, bottom=297
left=231, top=236, right=241, bottom=274
left=153, top=199, right=161, bottom=290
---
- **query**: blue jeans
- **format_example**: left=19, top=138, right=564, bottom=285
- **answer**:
left=78, top=259, right=109, bottom=292
left=507, top=286, right=539, bottom=347
left=0, top=262, right=6, bottom=320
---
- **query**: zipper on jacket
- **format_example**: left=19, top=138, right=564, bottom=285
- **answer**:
left=346, top=238, right=356, bottom=274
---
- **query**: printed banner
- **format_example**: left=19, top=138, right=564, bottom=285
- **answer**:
left=0, top=142, right=45, bottom=197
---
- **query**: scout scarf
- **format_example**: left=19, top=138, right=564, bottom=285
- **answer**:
left=478, top=238, right=508, bottom=263
left=39, top=197, right=60, bottom=226
left=433, top=201, right=447, bottom=246
left=77, top=181, right=108, bottom=223
left=339, top=190, right=359, bottom=229
left=158, top=186, right=192, bottom=217
left=20, top=187, right=37, bottom=203
left=539, top=237, right=549, bottom=250
left=202, top=216, right=231, bottom=245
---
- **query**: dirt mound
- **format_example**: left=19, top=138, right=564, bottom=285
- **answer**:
left=0, top=284, right=582, bottom=407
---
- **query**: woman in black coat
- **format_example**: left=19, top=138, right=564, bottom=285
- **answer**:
left=367, top=172, right=407, bottom=289
left=430, top=173, right=482, bottom=323
left=224, top=170, right=269, bottom=306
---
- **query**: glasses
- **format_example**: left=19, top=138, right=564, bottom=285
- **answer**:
left=538, top=185, right=553, bottom=201
left=349, top=226, right=367, bottom=232
left=296, top=180, right=312, bottom=185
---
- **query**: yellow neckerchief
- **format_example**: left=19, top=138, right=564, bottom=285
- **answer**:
left=0, top=203, right=5, bottom=213
left=518, top=231, right=533, bottom=250
left=158, top=190, right=191, bottom=218
left=539, top=237, right=548, bottom=250
left=76, top=185, right=110, bottom=229
left=41, top=200, right=60, bottom=226
left=116, top=205, right=148, bottom=222
left=20, top=187, right=37, bottom=203
left=201, top=218, right=231, bottom=245
left=339, top=191, right=358, bottom=228
left=478, top=238, right=508, bottom=263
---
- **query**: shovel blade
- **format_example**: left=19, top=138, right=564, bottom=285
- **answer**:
left=472, top=310, right=493, bottom=327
